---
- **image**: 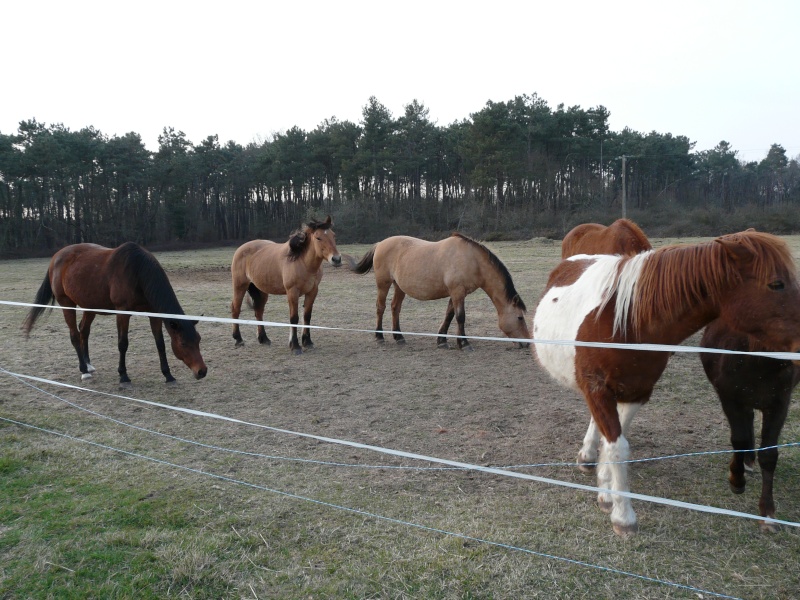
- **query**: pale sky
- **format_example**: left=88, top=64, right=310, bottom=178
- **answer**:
left=2, top=0, right=798, bottom=163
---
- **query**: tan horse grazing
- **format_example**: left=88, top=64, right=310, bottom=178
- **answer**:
left=230, top=216, right=342, bottom=354
left=561, top=218, right=651, bottom=259
left=22, top=242, right=207, bottom=386
left=350, top=233, right=530, bottom=350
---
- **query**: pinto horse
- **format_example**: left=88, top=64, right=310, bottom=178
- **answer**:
left=563, top=220, right=799, bottom=531
left=534, top=230, right=800, bottom=536
left=22, top=242, right=207, bottom=386
left=350, top=233, right=530, bottom=349
left=230, top=216, right=342, bottom=354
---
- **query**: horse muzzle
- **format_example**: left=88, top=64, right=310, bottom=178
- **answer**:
left=194, top=366, right=208, bottom=380
left=330, top=255, right=343, bottom=267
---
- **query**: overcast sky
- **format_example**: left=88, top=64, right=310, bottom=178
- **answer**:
left=2, top=0, right=798, bottom=163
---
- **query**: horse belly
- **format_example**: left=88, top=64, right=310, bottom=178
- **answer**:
left=533, top=257, right=619, bottom=390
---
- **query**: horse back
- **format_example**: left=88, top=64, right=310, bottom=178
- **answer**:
left=49, top=243, right=115, bottom=309
left=373, top=236, right=459, bottom=300
left=232, top=239, right=294, bottom=295
left=562, top=219, right=651, bottom=258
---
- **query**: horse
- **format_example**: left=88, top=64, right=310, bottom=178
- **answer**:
left=533, top=229, right=800, bottom=537
left=350, top=233, right=530, bottom=350
left=22, top=242, right=207, bottom=386
left=562, top=220, right=798, bottom=531
left=561, top=218, right=651, bottom=259
left=230, top=216, right=342, bottom=354
left=700, top=323, right=800, bottom=532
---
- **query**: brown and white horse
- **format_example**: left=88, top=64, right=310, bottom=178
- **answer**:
left=534, top=229, right=800, bottom=536
left=351, top=233, right=530, bottom=349
left=230, top=216, right=342, bottom=354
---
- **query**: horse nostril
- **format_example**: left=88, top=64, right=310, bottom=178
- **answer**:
left=332, top=256, right=342, bottom=266
left=196, top=368, right=208, bottom=379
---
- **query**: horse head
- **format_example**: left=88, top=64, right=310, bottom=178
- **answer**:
left=165, top=318, right=208, bottom=379
left=714, top=231, right=800, bottom=363
left=307, top=215, right=342, bottom=267
left=498, top=294, right=531, bottom=348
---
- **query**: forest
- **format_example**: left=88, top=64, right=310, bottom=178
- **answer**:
left=1, top=93, right=798, bottom=255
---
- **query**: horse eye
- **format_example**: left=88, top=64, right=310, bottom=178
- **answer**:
left=768, top=280, right=785, bottom=291
left=518, top=316, right=524, bottom=320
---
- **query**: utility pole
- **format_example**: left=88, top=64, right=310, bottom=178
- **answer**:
left=621, top=154, right=627, bottom=219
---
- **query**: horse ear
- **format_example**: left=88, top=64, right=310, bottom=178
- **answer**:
left=714, top=236, right=753, bottom=264
left=325, top=215, right=332, bottom=225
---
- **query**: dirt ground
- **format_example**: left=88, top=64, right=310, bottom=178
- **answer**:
left=2, top=237, right=800, bottom=598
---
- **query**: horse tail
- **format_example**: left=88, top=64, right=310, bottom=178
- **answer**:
left=350, top=248, right=375, bottom=274
left=245, top=282, right=263, bottom=309
left=22, top=273, right=55, bottom=337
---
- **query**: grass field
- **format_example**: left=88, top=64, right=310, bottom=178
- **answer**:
left=1, top=234, right=799, bottom=599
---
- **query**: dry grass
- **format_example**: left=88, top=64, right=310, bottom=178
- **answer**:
left=1, top=234, right=800, bottom=599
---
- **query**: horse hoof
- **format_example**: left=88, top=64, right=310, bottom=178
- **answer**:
left=729, top=482, right=746, bottom=494
left=258, top=338, right=271, bottom=346
left=118, top=381, right=132, bottom=390
left=302, top=343, right=315, bottom=350
left=395, top=339, right=406, bottom=346
left=81, top=372, right=94, bottom=381
left=437, top=342, right=450, bottom=350
left=612, top=522, right=638, bottom=538
left=462, top=345, right=474, bottom=352
left=376, top=338, right=386, bottom=344
left=235, top=340, right=245, bottom=348
left=86, top=363, right=97, bottom=373
left=292, top=348, right=303, bottom=356
left=165, top=379, right=178, bottom=386
left=759, top=520, right=780, bottom=533
left=598, top=500, right=613, bottom=514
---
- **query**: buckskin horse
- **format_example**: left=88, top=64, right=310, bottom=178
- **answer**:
left=535, top=229, right=800, bottom=536
left=23, top=242, right=207, bottom=386
left=350, top=233, right=529, bottom=350
left=230, top=216, right=342, bottom=354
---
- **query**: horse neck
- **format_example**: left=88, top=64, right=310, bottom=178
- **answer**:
left=477, top=260, right=512, bottom=312
left=137, top=262, right=183, bottom=315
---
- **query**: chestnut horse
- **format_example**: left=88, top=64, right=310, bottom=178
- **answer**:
left=22, top=242, right=207, bottom=386
left=534, top=230, right=800, bottom=536
left=563, top=220, right=799, bottom=531
left=350, top=233, right=530, bottom=350
left=230, top=216, right=342, bottom=354
left=561, top=218, right=651, bottom=259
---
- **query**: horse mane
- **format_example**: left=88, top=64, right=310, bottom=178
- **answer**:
left=116, top=242, right=186, bottom=318
left=451, top=233, right=527, bottom=311
left=287, top=218, right=333, bottom=261
left=612, top=231, right=796, bottom=336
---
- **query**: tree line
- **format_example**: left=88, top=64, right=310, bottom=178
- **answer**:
left=1, top=93, right=798, bottom=254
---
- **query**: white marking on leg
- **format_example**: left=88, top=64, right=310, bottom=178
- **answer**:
left=86, top=363, right=96, bottom=373
left=578, top=417, right=600, bottom=464
left=604, top=435, right=637, bottom=529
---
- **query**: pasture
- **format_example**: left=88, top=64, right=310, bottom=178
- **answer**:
left=1, top=235, right=799, bottom=599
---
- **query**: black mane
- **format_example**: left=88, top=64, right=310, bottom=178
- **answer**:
left=451, top=233, right=527, bottom=311
left=287, top=218, right=333, bottom=261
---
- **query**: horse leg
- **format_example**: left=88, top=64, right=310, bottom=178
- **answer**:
left=63, top=308, right=91, bottom=379
left=593, top=402, right=640, bottom=537
left=230, top=284, right=248, bottom=347
left=116, top=314, right=133, bottom=387
left=287, top=290, right=302, bottom=355
left=375, top=282, right=389, bottom=343
left=251, top=289, right=271, bottom=345
left=756, top=402, right=790, bottom=532
left=577, top=417, right=600, bottom=473
left=390, top=284, right=406, bottom=344
left=78, top=312, right=97, bottom=374
left=436, top=299, right=455, bottom=349
left=301, top=287, right=318, bottom=349
left=720, top=402, right=755, bottom=494
left=149, top=316, right=176, bottom=384
left=453, top=296, right=472, bottom=351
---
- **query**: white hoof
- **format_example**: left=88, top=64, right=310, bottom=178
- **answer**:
left=81, top=372, right=94, bottom=381
left=86, top=363, right=97, bottom=373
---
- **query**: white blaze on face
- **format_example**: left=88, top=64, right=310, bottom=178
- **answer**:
left=533, top=254, right=622, bottom=390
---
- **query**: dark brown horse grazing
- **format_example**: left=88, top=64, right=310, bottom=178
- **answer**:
left=230, top=216, right=342, bottom=354
left=350, top=233, right=530, bottom=350
left=22, top=242, right=207, bottom=386
left=563, top=220, right=798, bottom=532
left=534, top=229, right=800, bottom=537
